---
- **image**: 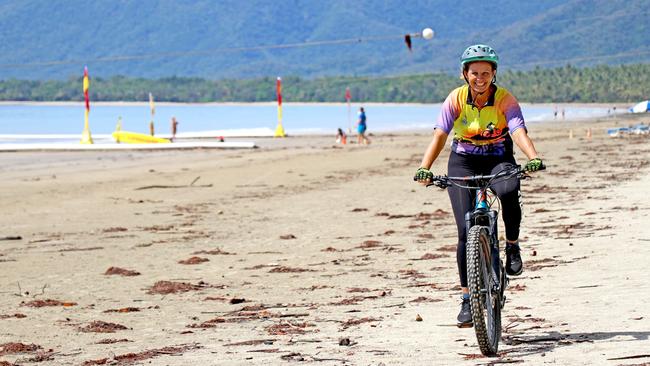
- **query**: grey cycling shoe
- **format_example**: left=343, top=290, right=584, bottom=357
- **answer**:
left=505, top=242, right=523, bottom=276
left=457, top=298, right=473, bottom=328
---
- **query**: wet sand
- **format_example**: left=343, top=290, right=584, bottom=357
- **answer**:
left=0, top=114, right=649, bottom=365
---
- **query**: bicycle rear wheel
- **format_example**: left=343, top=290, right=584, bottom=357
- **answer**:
left=467, top=225, right=501, bottom=356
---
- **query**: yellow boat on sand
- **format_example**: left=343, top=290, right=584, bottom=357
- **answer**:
left=112, top=131, right=170, bottom=144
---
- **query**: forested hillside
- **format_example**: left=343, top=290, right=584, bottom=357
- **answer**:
left=1, top=64, right=648, bottom=103
left=0, top=0, right=648, bottom=80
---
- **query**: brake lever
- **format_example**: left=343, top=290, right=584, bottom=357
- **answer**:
left=425, top=181, right=445, bottom=188
left=432, top=179, right=450, bottom=188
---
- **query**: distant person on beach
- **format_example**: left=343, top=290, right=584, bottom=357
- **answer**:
left=561, top=108, right=565, bottom=120
left=336, top=128, right=347, bottom=144
left=149, top=121, right=155, bottom=136
left=413, top=44, right=544, bottom=327
left=357, top=107, right=370, bottom=145
left=171, top=117, right=179, bottom=141
left=554, top=106, right=558, bottom=120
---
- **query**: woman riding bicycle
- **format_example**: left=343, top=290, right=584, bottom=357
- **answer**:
left=414, top=45, right=544, bottom=327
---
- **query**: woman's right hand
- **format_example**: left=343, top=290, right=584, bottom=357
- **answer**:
left=524, top=158, right=545, bottom=172
left=414, top=167, right=433, bottom=184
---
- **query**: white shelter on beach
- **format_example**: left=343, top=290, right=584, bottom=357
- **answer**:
left=629, top=100, right=650, bottom=113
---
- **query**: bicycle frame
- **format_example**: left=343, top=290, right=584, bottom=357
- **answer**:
left=430, top=166, right=525, bottom=242
left=428, top=166, right=528, bottom=306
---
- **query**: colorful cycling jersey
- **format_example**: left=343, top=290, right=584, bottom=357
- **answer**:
left=436, top=85, right=526, bottom=156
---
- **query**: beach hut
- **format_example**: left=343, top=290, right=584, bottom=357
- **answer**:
left=629, top=100, right=650, bottom=113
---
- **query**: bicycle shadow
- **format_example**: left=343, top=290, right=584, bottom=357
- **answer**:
left=502, top=330, right=650, bottom=358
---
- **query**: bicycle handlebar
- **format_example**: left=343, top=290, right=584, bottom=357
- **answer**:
left=423, top=164, right=545, bottom=190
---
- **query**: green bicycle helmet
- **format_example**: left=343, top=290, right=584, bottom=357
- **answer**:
left=460, top=44, right=499, bottom=68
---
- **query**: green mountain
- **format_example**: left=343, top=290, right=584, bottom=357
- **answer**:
left=0, top=0, right=648, bottom=80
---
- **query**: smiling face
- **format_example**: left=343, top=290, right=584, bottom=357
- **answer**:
left=463, top=61, right=496, bottom=95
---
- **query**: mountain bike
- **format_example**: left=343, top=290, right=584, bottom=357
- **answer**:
left=427, top=165, right=539, bottom=356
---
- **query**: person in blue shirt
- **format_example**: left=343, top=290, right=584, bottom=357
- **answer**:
left=357, top=107, right=370, bottom=144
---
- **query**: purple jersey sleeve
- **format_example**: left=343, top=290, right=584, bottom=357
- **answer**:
left=501, top=93, right=526, bottom=133
left=435, top=90, right=460, bottom=134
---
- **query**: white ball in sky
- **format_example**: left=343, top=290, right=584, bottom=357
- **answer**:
left=422, top=28, right=434, bottom=40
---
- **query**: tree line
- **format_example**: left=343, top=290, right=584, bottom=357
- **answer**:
left=1, top=64, right=648, bottom=103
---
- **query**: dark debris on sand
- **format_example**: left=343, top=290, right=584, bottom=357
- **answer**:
left=330, top=295, right=380, bottom=306
left=0, top=342, right=42, bottom=355
left=20, top=299, right=76, bottom=308
left=410, top=296, right=442, bottom=303
left=358, top=240, right=382, bottom=249
left=415, top=209, right=451, bottom=220
left=321, top=246, right=342, bottom=252
left=146, top=280, right=221, bottom=295
left=103, top=307, right=142, bottom=313
left=188, top=305, right=311, bottom=329
left=96, top=338, right=131, bottom=344
left=436, top=244, right=457, bottom=252
left=417, top=253, right=449, bottom=260
left=82, top=343, right=200, bottom=366
left=269, top=266, right=315, bottom=273
left=399, top=269, right=426, bottom=279
left=224, top=339, right=277, bottom=346
left=178, top=256, right=210, bottom=265
left=341, top=317, right=381, bottom=329
left=79, top=321, right=128, bottom=333
left=59, top=246, right=104, bottom=252
left=265, top=321, right=316, bottom=335
left=192, top=248, right=235, bottom=255
left=202, top=297, right=248, bottom=304
left=102, top=227, right=128, bottom=233
left=104, top=267, right=141, bottom=276
left=0, top=342, right=55, bottom=363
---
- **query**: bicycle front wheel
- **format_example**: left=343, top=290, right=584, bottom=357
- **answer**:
left=467, top=225, right=501, bottom=356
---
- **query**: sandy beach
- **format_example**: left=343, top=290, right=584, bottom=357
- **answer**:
left=1, top=114, right=649, bottom=365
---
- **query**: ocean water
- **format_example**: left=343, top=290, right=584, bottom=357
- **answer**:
left=0, top=103, right=613, bottom=140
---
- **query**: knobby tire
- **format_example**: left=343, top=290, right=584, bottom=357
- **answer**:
left=467, top=225, right=501, bottom=356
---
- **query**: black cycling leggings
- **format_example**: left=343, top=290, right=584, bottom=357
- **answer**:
left=447, top=151, right=521, bottom=288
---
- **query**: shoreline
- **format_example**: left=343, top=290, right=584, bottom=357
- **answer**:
left=0, top=116, right=644, bottom=154
left=0, top=116, right=639, bottom=147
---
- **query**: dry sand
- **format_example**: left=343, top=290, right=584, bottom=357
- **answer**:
left=0, top=114, right=649, bottom=365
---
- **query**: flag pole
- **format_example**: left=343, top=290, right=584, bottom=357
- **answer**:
left=274, top=77, right=285, bottom=137
left=345, top=87, right=352, bottom=134
left=80, top=66, right=93, bottom=144
left=149, top=92, right=156, bottom=136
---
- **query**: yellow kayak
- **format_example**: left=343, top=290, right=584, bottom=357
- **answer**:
left=112, top=131, right=170, bottom=144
